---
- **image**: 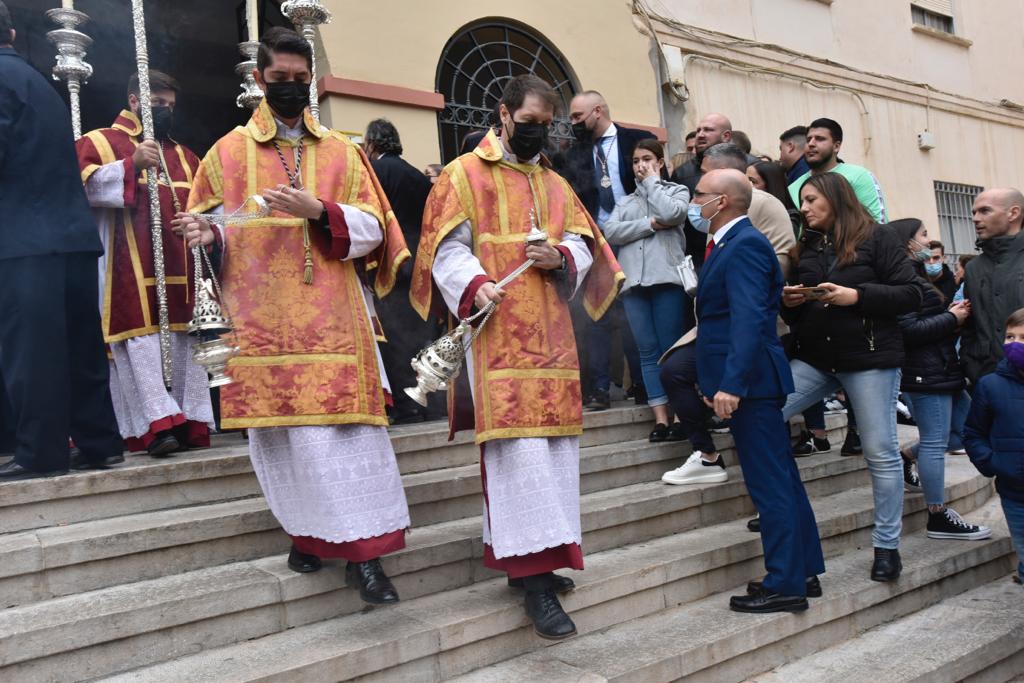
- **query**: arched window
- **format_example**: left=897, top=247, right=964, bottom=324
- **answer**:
left=436, top=20, right=579, bottom=163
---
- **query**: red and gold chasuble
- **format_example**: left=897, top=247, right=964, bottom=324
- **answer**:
left=412, top=130, right=623, bottom=444
left=77, top=111, right=200, bottom=342
left=187, top=101, right=408, bottom=429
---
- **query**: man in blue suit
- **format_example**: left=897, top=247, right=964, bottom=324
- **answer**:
left=692, top=169, right=824, bottom=613
left=0, top=3, right=123, bottom=479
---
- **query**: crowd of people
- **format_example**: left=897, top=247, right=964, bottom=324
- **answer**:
left=2, top=2, right=1023, bottom=641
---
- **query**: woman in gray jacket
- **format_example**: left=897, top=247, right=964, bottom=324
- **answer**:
left=603, top=139, right=691, bottom=440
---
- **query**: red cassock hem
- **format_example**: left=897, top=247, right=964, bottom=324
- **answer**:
left=483, top=542, right=584, bottom=579
left=123, top=415, right=209, bottom=452
left=290, top=528, right=407, bottom=562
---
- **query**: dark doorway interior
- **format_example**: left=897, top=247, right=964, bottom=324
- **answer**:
left=8, top=0, right=290, bottom=155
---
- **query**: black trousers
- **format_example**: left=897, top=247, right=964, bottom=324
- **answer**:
left=0, top=253, right=121, bottom=471
left=659, top=343, right=716, bottom=454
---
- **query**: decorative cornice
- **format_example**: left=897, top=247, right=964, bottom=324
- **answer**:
left=317, top=75, right=445, bottom=110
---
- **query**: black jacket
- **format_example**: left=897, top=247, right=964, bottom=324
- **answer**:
left=369, top=153, right=432, bottom=268
left=0, top=47, right=101, bottom=260
left=782, top=225, right=925, bottom=372
left=961, top=230, right=1024, bottom=383
left=927, top=264, right=958, bottom=303
left=557, top=123, right=655, bottom=220
left=898, top=270, right=965, bottom=393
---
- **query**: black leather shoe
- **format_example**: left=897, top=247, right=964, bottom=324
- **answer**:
left=747, top=575, right=822, bottom=598
left=747, top=516, right=760, bottom=532
left=870, top=547, right=902, bottom=582
left=70, top=451, right=125, bottom=470
left=508, top=572, right=575, bottom=594
left=525, top=589, right=577, bottom=640
left=841, top=430, right=863, bottom=456
left=666, top=422, right=687, bottom=442
left=730, top=586, right=808, bottom=613
left=287, top=546, right=322, bottom=573
left=346, top=558, right=399, bottom=604
left=147, top=431, right=179, bottom=458
left=0, top=460, right=68, bottom=480
left=649, top=423, right=670, bottom=442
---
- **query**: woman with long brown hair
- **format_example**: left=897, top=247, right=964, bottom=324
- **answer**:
left=779, top=172, right=924, bottom=583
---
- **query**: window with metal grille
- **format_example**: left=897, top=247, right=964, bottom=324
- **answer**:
left=934, top=180, right=982, bottom=255
left=435, top=21, right=579, bottom=164
left=912, top=2, right=955, bottom=34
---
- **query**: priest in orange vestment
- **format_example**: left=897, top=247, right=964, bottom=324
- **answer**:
left=411, top=75, right=623, bottom=639
left=177, top=28, right=410, bottom=605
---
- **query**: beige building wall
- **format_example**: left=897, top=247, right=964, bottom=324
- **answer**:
left=314, top=0, right=662, bottom=170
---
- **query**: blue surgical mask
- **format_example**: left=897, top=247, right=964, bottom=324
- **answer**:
left=924, top=262, right=943, bottom=277
left=910, top=238, right=931, bottom=262
left=687, top=195, right=721, bottom=234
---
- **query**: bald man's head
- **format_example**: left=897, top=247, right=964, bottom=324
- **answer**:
left=694, top=113, right=733, bottom=154
left=694, top=169, right=751, bottom=232
left=569, top=91, right=611, bottom=140
left=973, top=187, right=1024, bottom=241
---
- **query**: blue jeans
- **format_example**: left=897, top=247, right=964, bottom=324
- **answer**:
left=783, top=360, right=903, bottom=549
left=948, top=389, right=971, bottom=451
left=1001, top=497, right=1024, bottom=580
left=622, top=285, right=688, bottom=408
left=905, top=392, right=953, bottom=506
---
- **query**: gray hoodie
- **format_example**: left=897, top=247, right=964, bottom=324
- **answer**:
left=602, top=175, right=691, bottom=294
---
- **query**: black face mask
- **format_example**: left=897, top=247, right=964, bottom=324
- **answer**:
left=264, top=80, right=309, bottom=120
left=571, top=121, right=592, bottom=143
left=152, top=106, right=174, bottom=140
left=506, top=119, right=548, bottom=160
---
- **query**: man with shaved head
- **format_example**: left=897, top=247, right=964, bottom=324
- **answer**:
left=961, top=187, right=1024, bottom=382
left=562, top=89, right=655, bottom=410
left=692, top=169, right=824, bottom=613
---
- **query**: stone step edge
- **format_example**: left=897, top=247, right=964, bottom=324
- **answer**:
left=745, top=575, right=1024, bottom=683
left=106, top=493, right=1010, bottom=683
left=0, top=461, right=985, bottom=672
left=0, top=446, right=869, bottom=587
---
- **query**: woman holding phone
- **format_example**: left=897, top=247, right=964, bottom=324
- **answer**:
left=603, top=139, right=691, bottom=442
left=780, top=172, right=924, bottom=582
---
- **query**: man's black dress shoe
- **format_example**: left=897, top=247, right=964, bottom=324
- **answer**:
left=147, top=431, right=179, bottom=458
left=70, top=451, right=125, bottom=470
left=508, top=572, right=575, bottom=594
left=346, top=558, right=399, bottom=604
left=747, top=575, right=822, bottom=598
left=747, top=516, right=760, bottom=532
left=870, top=547, right=902, bottom=582
left=729, top=586, right=808, bottom=613
left=525, top=589, right=577, bottom=640
left=0, top=460, right=68, bottom=480
left=287, top=546, right=322, bottom=573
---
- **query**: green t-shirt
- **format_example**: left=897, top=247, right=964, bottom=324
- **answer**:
left=788, top=162, right=888, bottom=223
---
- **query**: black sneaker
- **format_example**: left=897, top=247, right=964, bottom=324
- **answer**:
left=927, top=507, right=992, bottom=540
left=792, top=430, right=831, bottom=457
left=584, top=390, right=610, bottom=411
left=649, top=423, right=670, bottom=442
left=840, top=430, right=862, bottom=456
left=709, top=416, right=731, bottom=434
left=903, top=459, right=922, bottom=492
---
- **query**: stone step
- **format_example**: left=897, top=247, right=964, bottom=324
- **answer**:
left=0, top=403, right=661, bottom=536
left=0, top=434, right=863, bottom=609
left=452, top=499, right=1014, bottom=683
left=4, top=459, right=990, bottom=682
left=746, top=574, right=1024, bottom=683
left=0, top=405, right=845, bottom=536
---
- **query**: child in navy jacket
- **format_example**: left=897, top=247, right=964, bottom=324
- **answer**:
left=964, top=308, right=1024, bottom=582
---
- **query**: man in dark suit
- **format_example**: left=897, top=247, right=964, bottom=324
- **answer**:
left=558, top=91, right=654, bottom=409
left=363, top=118, right=443, bottom=422
left=693, top=169, right=824, bottom=613
left=0, top=4, right=122, bottom=479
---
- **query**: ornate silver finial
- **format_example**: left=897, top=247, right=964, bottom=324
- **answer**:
left=46, top=7, right=93, bottom=139
left=280, top=0, right=332, bottom=125
left=235, top=41, right=263, bottom=110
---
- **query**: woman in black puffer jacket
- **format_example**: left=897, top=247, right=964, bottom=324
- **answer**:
left=891, top=218, right=990, bottom=541
left=780, top=172, right=924, bottom=583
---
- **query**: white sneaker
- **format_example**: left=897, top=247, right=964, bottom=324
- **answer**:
left=824, top=398, right=847, bottom=414
left=661, top=451, right=728, bottom=485
left=946, top=448, right=967, bottom=456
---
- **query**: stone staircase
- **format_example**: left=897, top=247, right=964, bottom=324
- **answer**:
left=0, top=404, right=1015, bottom=682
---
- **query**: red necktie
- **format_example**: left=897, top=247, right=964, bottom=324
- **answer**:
left=704, top=240, right=715, bottom=262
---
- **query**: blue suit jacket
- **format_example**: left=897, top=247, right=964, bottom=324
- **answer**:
left=696, top=217, right=795, bottom=400
left=0, top=47, right=101, bottom=261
